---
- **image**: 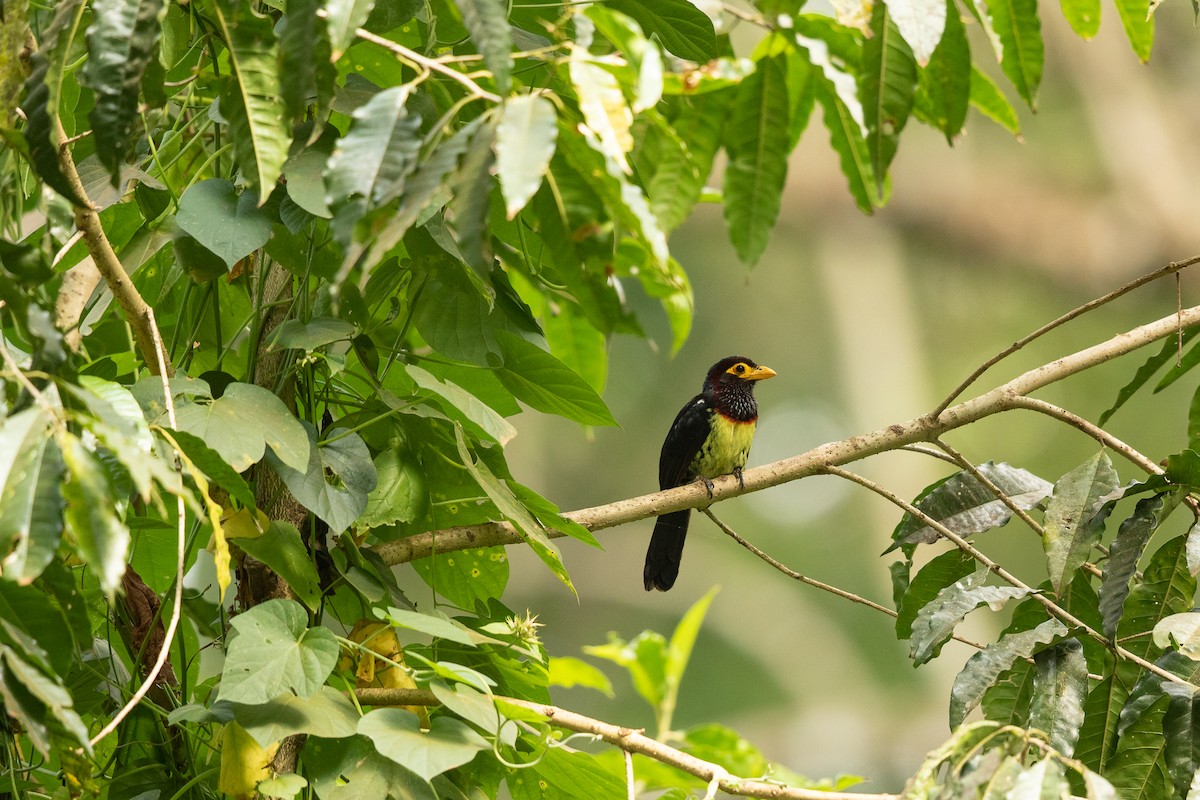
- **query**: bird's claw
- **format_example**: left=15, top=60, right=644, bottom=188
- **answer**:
left=700, top=477, right=715, bottom=499
left=733, top=466, right=745, bottom=490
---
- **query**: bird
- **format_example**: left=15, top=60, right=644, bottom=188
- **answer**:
left=644, top=356, right=777, bottom=591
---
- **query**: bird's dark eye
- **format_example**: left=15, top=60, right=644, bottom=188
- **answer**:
left=735, top=364, right=746, bottom=374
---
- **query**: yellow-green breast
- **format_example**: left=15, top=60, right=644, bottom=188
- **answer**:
left=691, top=412, right=757, bottom=478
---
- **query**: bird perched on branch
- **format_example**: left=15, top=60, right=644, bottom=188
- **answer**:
left=644, top=356, right=777, bottom=591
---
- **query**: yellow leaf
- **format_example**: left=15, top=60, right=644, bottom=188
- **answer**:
left=159, top=429, right=234, bottom=600
left=218, top=722, right=278, bottom=799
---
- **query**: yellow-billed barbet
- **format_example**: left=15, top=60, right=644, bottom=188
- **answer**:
left=644, top=356, right=777, bottom=591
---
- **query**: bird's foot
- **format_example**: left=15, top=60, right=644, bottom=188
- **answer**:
left=700, top=476, right=715, bottom=499
left=733, top=466, right=745, bottom=490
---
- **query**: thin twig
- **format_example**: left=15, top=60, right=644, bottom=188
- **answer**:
left=90, top=309, right=185, bottom=746
left=899, top=443, right=961, bottom=465
left=1006, top=397, right=1160, bottom=475
left=821, top=465, right=1194, bottom=690
left=701, top=509, right=992, bottom=651
left=375, top=303, right=1200, bottom=566
left=353, top=688, right=898, bottom=800
left=624, top=749, right=635, bottom=800
left=932, top=255, right=1200, bottom=416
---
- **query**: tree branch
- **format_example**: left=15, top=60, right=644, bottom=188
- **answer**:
left=353, top=688, right=898, bottom=800
left=375, top=304, right=1200, bottom=566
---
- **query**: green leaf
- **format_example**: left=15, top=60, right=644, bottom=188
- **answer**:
left=452, top=0, right=512, bottom=94
left=84, top=0, right=165, bottom=182
left=0, top=409, right=63, bottom=584
left=723, top=54, right=790, bottom=267
left=968, top=65, right=1021, bottom=135
left=1009, top=759, right=1070, bottom=800
left=266, top=423, right=377, bottom=535
left=412, top=279, right=501, bottom=365
left=358, top=711, right=489, bottom=781
left=1077, top=675, right=1126, bottom=772
left=230, top=521, right=322, bottom=611
left=360, top=449, right=426, bottom=528
left=172, top=381, right=309, bottom=471
left=910, top=567, right=1032, bottom=665
left=269, top=317, right=357, bottom=351
left=1119, top=651, right=1200, bottom=736
left=1152, top=613, right=1200, bottom=658
left=1099, top=491, right=1182, bottom=639
left=280, top=0, right=336, bottom=127
left=861, top=2, right=917, bottom=193
left=495, top=331, right=618, bottom=426
left=1114, top=0, right=1155, bottom=61
left=0, top=638, right=90, bottom=756
left=645, top=95, right=729, bottom=232
left=231, top=686, right=359, bottom=748
left=325, top=0, right=377, bottom=60
left=176, top=179, right=273, bottom=269
left=949, top=618, right=1066, bottom=727
left=888, top=462, right=1053, bottom=551
left=888, top=0, right=948, bottom=64
left=327, top=86, right=423, bottom=206
left=211, top=4, right=292, bottom=197
left=284, top=143, right=335, bottom=219
left=19, top=0, right=89, bottom=205
left=1099, top=330, right=1199, bottom=425
left=1060, top=0, right=1101, bottom=37
left=379, top=606, right=477, bottom=647
left=814, top=76, right=876, bottom=214
left=1029, top=640, right=1088, bottom=756
left=895, top=548, right=976, bottom=638
left=1117, top=535, right=1196, bottom=665
left=1107, top=695, right=1171, bottom=800
left=987, top=0, right=1044, bottom=109
left=518, top=747, right=627, bottom=800
left=167, top=429, right=255, bottom=509
left=218, top=599, right=339, bottom=704
left=496, top=95, right=557, bottom=219
left=548, top=657, right=614, bottom=697
left=918, top=1, right=970, bottom=143
left=406, top=364, right=518, bottom=445
left=1164, top=685, right=1200, bottom=800
left=606, top=0, right=718, bottom=62
left=1043, top=451, right=1121, bottom=594
left=584, top=630, right=668, bottom=712
left=542, top=304, right=607, bottom=394
left=448, top=114, right=499, bottom=275
left=410, top=548, right=508, bottom=609
left=59, top=433, right=130, bottom=599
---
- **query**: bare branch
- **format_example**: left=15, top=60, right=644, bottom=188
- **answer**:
left=353, top=688, right=898, bottom=800
left=376, top=303, right=1200, bottom=566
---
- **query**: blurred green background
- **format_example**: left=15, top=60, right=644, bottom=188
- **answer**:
left=422, top=4, right=1200, bottom=791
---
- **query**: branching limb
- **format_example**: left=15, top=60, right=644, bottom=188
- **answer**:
left=700, top=509, right=991, bottom=651
left=353, top=688, right=898, bottom=800
left=821, top=465, right=1192, bottom=689
left=375, top=303, right=1200, bottom=566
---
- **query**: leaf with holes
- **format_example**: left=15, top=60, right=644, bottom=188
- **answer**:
left=266, top=423, right=377, bottom=535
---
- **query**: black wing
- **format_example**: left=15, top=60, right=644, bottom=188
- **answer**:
left=658, top=395, right=710, bottom=490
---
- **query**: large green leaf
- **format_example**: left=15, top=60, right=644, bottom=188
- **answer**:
left=266, top=423, right=377, bottom=535
left=448, top=115, right=499, bottom=275
left=405, top=364, right=518, bottom=445
left=59, top=433, right=130, bottom=599
left=173, top=381, right=309, bottom=473
left=0, top=409, right=63, bottom=584
left=1043, top=451, right=1121, bottom=594
left=327, top=86, right=423, bottom=206
left=452, top=0, right=512, bottom=94
left=0, top=636, right=90, bottom=757
left=1099, top=491, right=1183, bottom=639
left=1077, top=674, right=1126, bottom=772
left=496, top=95, right=557, bottom=219
left=495, top=331, right=617, bottom=426
left=231, top=686, right=359, bottom=748
left=911, top=567, right=1032, bottom=665
left=1114, top=0, right=1155, bottom=61
left=167, top=429, right=255, bottom=509
left=861, top=2, right=917, bottom=194
left=917, top=1, right=970, bottom=143
left=987, top=0, right=1044, bottom=109
left=360, top=449, right=426, bottom=529
left=19, top=0, right=88, bottom=205
left=358, top=711, right=489, bottom=781
left=218, top=599, right=339, bottom=704
left=280, top=0, right=336, bottom=128
left=723, top=54, right=790, bottom=267
left=606, top=0, right=717, bottom=62
left=968, top=65, right=1021, bottom=135
left=888, top=462, right=1052, bottom=551
left=949, top=618, right=1066, bottom=726
left=411, top=548, right=508, bottom=609
left=1117, top=534, right=1196, bottom=663
left=84, top=0, right=165, bottom=182
left=1107, top=695, right=1171, bottom=800
left=1029, top=640, right=1088, bottom=756
left=211, top=4, right=292, bottom=197
left=176, top=179, right=273, bottom=269
left=646, top=93, right=730, bottom=232
left=895, top=548, right=976, bottom=638
left=814, top=76, right=876, bottom=214
left=542, top=304, right=607, bottom=394
left=325, top=0, right=376, bottom=60
left=1163, top=684, right=1200, bottom=800
left=1120, top=650, right=1200, bottom=736
left=379, top=606, right=477, bottom=647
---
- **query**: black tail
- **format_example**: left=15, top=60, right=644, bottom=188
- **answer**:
left=644, top=510, right=691, bottom=591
